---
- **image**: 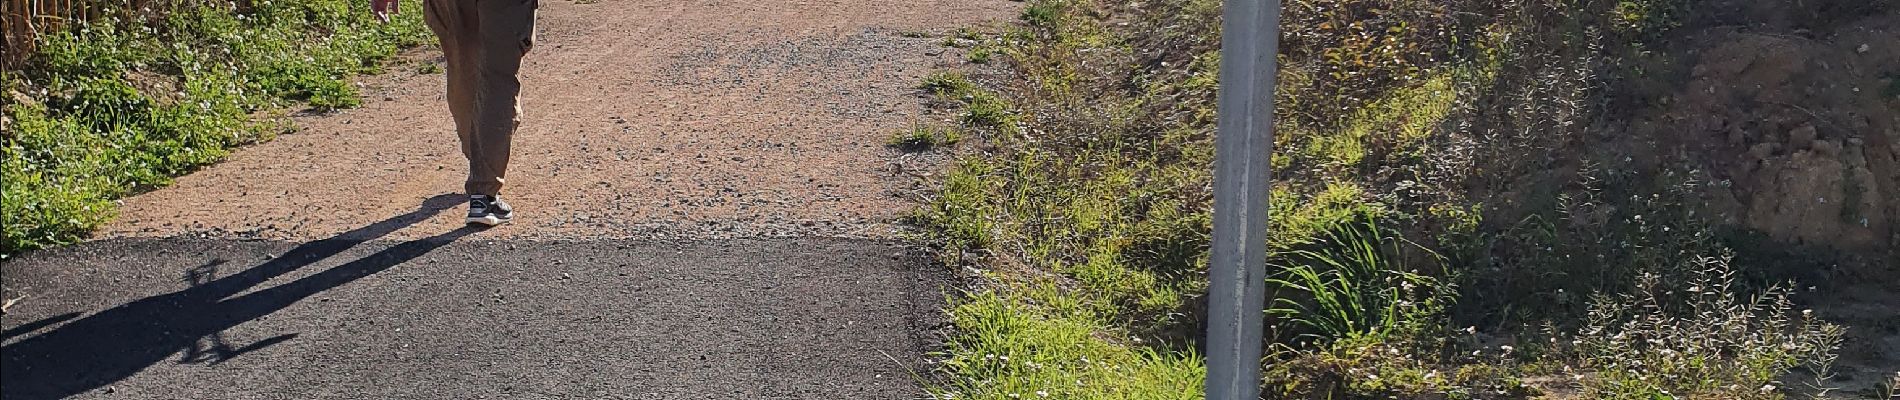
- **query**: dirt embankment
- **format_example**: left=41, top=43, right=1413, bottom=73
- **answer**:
left=1627, top=5, right=1900, bottom=262
left=1619, top=2, right=1900, bottom=392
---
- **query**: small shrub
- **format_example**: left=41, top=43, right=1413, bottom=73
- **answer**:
left=1565, top=255, right=1845, bottom=400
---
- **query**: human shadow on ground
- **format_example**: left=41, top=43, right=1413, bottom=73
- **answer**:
left=1, top=194, right=478, bottom=400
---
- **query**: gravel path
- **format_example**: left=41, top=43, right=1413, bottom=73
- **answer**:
left=95, top=0, right=1013, bottom=242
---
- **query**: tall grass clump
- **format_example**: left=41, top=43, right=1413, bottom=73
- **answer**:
left=1268, top=216, right=1451, bottom=344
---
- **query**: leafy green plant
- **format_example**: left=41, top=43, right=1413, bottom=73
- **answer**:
left=2, top=0, right=428, bottom=255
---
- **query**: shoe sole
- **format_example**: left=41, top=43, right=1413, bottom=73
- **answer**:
left=466, top=214, right=512, bottom=226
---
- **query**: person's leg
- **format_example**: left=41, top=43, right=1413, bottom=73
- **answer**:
left=464, top=0, right=537, bottom=197
left=423, top=0, right=481, bottom=184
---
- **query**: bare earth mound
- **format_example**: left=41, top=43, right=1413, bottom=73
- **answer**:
left=1620, top=4, right=1899, bottom=393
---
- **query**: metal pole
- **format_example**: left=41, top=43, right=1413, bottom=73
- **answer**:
left=1206, top=0, right=1279, bottom=399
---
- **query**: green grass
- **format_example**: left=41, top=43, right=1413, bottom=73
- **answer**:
left=968, top=46, right=996, bottom=65
left=1267, top=216, right=1450, bottom=343
left=915, top=0, right=1851, bottom=398
left=934, top=290, right=1204, bottom=400
left=889, top=123, right=964, bottom=151
left=913, top=2, right=1417, bottom=396
left=1302, top=72, right=1461, bottom=169
left=919, top=71, right=1016, bottom=131
left=1, top=0, right=429, bottom=255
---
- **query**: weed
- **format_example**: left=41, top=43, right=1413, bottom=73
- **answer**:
left=920, top=71, right=977, bottom=96
left=968, top=46, right=995, bottom=64
left=942, top=27, right=982, bottom=48
left=1019, top=3, right=1061, bottom=29
left=918, top=71, right=1015, bottom=130
left=954, top=27, right=983, bottom=41
left=890, top=128, right=939, bottom=150
left=1566, top=255, right=1845, bottom=400
left=913, top=4, right=1213, bottom=391
left=916, top=159, right=995, bottom=252
left=888, top=123, right=962, bottom=151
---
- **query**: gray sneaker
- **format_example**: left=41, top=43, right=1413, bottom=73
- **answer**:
left=466, top=195, right=514, bottom=226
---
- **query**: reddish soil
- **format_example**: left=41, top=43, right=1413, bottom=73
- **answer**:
left=1658, top=16, right=1900, bottom=256
left=98, top=0, right=1017, bottom=242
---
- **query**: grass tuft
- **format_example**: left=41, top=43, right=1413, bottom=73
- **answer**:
left=889, top=123, right=963, bottom=151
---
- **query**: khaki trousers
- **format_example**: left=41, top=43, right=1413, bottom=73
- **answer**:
left=423, top=0, right=536, bottom=196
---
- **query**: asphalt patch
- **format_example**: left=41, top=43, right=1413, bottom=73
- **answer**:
left=2, top=226, right=945, bottom=399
